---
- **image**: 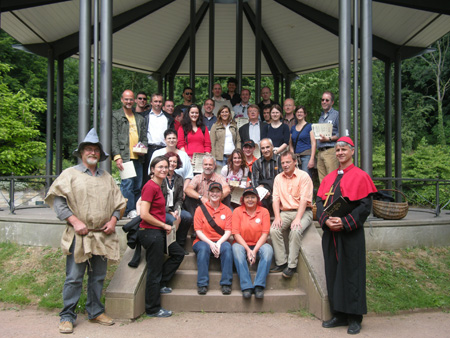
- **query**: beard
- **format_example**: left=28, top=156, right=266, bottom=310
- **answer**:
left=86, top=156, right=99, bottom=165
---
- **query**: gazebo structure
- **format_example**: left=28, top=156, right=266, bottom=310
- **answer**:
left=1, top=0, right=450, bottom=183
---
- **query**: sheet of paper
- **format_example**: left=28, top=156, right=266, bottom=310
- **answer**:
left=119, top=161, right=136, bottom=180
left=253, top=143, right=261, bottom=159
left=192, top=153, right=206, bottom=173
left=166, top=225, right=176, bottom=253
left=236, top=117, right=249, bottom=130
left=230, top=186, right=245, bottom=205
left=312, top=123, right=333, bottom=139
left=255, top=186, right=269, bottom=200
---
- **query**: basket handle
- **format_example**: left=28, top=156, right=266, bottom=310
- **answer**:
left=376, top=188, right=408, bottom=203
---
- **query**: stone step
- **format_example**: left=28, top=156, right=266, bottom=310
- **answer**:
left=160, top=288, right=307, bottom=313
left=169, top=270, right=299, bottom=291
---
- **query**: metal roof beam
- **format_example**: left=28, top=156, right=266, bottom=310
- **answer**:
left=275, top=0, right=426, bottom=62
left=22, top=0, right=175, bottom=59
left=0, top=0, right=69, bottom=11
left=155, top=1, right=209, bottom=78
left=243, top=2, right=291, bottom=76
left=374, top=0, right=450, bottom=15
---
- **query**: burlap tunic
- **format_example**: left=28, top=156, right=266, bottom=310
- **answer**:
left=45, top=167, right=127, bottom=263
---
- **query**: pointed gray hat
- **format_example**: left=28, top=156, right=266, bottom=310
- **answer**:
left=72, top=128, right=109, bottom=162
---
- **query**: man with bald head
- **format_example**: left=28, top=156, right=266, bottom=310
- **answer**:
left=112, top=90, right=148, bottom=217
left=283, top=98, right=296, bottom=130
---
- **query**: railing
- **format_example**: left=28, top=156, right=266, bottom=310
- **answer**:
left=0, top=175, right=58, bottom=214
left=373, top=177, right=450, bottom=217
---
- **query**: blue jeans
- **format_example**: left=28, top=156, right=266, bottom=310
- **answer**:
left=59, top=238, right=108, bottom=322
left=120, top=159, right=143, bottom=214
left=232, top=243, right=273, bottom=291
left=166, top=210, right=193, bottom=248
left=216, top=155, right=229, bottom=168
left=192, top=241, right=233, bottom=287
left=299, top=155, right=312, bottom=178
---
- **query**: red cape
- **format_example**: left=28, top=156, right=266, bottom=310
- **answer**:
left=317, top=164, right=377, bottom=201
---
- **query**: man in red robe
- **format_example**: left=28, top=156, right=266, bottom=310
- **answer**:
left=316, top=136, right=377, bottom=335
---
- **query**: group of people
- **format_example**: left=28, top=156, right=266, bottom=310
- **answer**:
left=45, top=80, right=377, bottom=335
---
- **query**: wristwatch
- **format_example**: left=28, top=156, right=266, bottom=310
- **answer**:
left=198, top=195, right=203, bottom=200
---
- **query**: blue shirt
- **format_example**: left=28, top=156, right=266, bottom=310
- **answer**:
left=291, top=123, right=312, bottom=154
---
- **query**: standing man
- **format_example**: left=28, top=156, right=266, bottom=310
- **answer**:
left=112, top=89, right=148, bottom=217
left=269, top=151, right=313, bottom=278
left=316, top=137, right=377, bottom=335
left=45, top=129, right=127, bottom=334
left=283, top=98, right=296, bottom=130
left=184, top=154, right=231, bottom=216
left=257, top=86, right=278, bottom=120
left=233, top=89, right=251, bottom=119
left=210, top=83, right=234, bottom=116
left=143, top=93, right=174, bottom=185
left=202, top=98, right=217, bottom=131
left=317, top=91, right=340, bottom=182
left=251, top=138, right=282, bottom=215
left=163, top=99, right=175, bottom=116
left=174, top=86, right=194, bottom=115
left=239, top=104, right=265, bottom=146
left=134, top=91, right=150, bottom=117
left=222, top=77, right=241, bottom=106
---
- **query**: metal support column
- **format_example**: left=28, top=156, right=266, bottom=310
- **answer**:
left=56, top=56, right=64, bottom=175
left=360, top=0, right=373, bottom=176
left=353, top=0, right=359, bottom=166
left=255, top=0, right=262, bottom=104
left=285, top=75, right=291, bottom=99
left=384, top=60, right=393, bottom=189
left=339, top=0, right=351, bottom=138
left=93, top=0, right=99, bottom=131
left=169, top=74, right=175, bottom=101
left=78, top=0, right=91, bottom=145
left=190, top=0, right=196, bottom=100
left=274, top=75, right=280, bottom=104
left=236, top=0, right=243, bottom=92
left=157, top=76, right=163, bottom=94
left=394, top=51, right=402, bottom=199
left=100, top=0, right=112, bottom=172
left=208, top=0, right=215, bottom=96
left=45, top=49, right=54, bottom=188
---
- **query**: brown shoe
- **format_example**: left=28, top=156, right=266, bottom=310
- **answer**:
left=59, top=321, right=73, bottom=334
left=89, top=313, right=115, bottom=326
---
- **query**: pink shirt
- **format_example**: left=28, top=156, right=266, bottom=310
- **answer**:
left=177, top=126, right=212, bottom=157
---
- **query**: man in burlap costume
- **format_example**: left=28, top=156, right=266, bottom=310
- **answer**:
left=45, top=129, right=126, bottom=334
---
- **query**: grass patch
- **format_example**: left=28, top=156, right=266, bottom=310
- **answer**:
left=367, top=247, right=450, bottom=313
left=0, top=242, right=118, bottom=312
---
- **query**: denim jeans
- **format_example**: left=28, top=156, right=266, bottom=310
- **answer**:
left=59, top=238, right=108, bottom=323
left=120, top=159, right=143, bottom=214
left=216, top=155, right=229, bottom=168
left=138, top=228, right=184, bottom=314
left=232, top=243, right=273, bottom=291
left=192, top=241, right=233, bottom=287
left=166, top=210, right=193, bottom=248
left=299, top=155, right=312, bottom=178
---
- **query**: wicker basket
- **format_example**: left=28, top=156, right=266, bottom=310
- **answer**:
left=373, top=189, right=409, bottom=220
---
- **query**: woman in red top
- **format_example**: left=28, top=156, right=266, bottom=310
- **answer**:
left=138, top=156, right=184, bottom=318
left=177, top=104, right=212, bottom=157
left=232, top=186, right=273, bottom=299
left=193, top=182, right=233, bottom=296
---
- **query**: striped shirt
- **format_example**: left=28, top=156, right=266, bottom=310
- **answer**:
left=251, top=153, right=282, bottom=192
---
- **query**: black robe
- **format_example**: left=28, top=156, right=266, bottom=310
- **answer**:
left=316, top=173, right=372, bottom=316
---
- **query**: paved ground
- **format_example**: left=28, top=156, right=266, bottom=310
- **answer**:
left=0, top=305, right=449, bottom=338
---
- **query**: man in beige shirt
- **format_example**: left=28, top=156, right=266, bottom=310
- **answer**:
left=269, top=151, right=313, bottom=278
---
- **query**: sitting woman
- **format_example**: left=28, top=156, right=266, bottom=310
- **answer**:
left=193, top=182, right=233, bottom=296
left=177, top=104, right=211, bottom=158
left=162, top=152, right=193, bottom=254
left=210, top=105, right=241, bottom=167
left=220, top=148, right=250, bottom=188
left=138, top=156, right=184, bottom=317
left=232, top=186, right=273, bottom=299
left=265, top=104, right=290, bottom=155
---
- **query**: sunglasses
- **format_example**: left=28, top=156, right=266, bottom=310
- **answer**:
left=137, top=97, right=147, bottom=101
left=321, top=99, right=330, bottom=102
left=185, top=92, right=193, bottom=95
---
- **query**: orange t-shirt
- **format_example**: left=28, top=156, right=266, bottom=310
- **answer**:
left=193, top=202, right=232, bottom=245
left=232, top=205, right=270, bottom=246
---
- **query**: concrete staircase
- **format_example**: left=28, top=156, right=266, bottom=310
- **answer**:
left=106, top=224, right=330, bottom=319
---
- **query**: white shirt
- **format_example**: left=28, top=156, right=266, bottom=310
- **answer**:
left=147, top=110, right=167, bottom=146
left=149, top=148, right=194, bottom=180
left=223, top=124, right=235, bottom=155
left=248, top=120, right=261, bottom=145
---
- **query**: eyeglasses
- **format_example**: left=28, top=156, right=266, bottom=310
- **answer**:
left=321, top=98, right=330, bottom=102
left=137, top=97, right=147, bottom=101
left=185, top=92, right=193, bottom=95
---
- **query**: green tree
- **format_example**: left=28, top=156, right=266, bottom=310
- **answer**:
left=0, top=63, right=47, bottom=175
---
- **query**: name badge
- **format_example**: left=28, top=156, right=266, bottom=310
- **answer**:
left=221, top=214, right=226, bottom=220
left=255, top=218, right=261, bottom=224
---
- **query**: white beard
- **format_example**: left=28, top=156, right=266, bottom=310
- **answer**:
left=86, top=157, right=99, bottom=165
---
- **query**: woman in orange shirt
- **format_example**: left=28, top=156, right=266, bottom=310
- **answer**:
left=232, top=186, right=273, bottom=299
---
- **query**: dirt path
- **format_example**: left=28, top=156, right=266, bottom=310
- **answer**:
left=1, top=305, right=449, bottom=338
